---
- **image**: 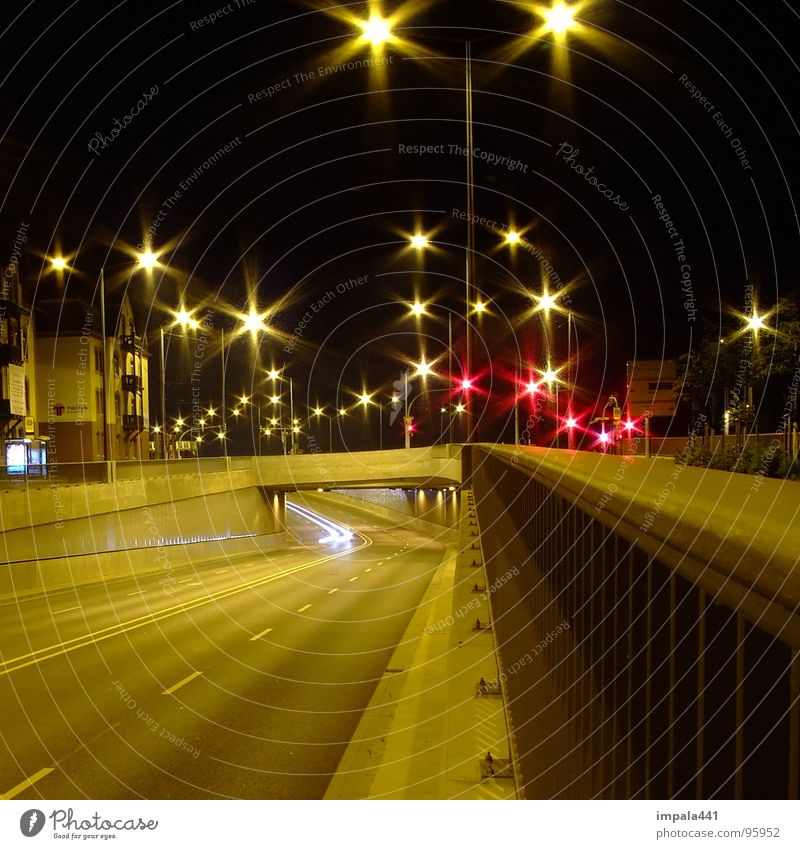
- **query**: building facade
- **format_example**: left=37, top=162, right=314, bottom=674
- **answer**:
left=34, top=292, right=150, bottom=462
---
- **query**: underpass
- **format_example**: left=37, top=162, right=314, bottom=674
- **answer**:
left=0, top=495, right=451, bottom=799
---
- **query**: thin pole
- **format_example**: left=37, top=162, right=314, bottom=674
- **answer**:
left=100, top=268, right=109, bottom=463
left=160, top=325, right=167, bottom=459
left=514, top=362, right=520, bottom=446
left=328, top=415, right=333, bottom=453
left=465, top=41, right=475, bottom=444
left=448, top=314, right=453, bottom=444
left=220, top=326, right=227, bottom=456
left=379, top=404, right=383, bottom=451
left=404, top=371, right=411, bottom=449
left=289, top=377, right=295, bottom=453
left=258, top=401, right=262, bottom=456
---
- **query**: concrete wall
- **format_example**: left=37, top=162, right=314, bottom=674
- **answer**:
left=333, top=487, right=459, bottom=528
left=252, top=444, right=462, bottom=489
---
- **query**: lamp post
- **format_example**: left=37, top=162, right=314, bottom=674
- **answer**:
left=50, top=248, right=159, bottom=463
left=312, top=406, right=333, bottom=453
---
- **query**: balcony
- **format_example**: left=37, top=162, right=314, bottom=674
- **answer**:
left=0, top=342, right=22, bottom=365
left=121, top=334, right=142, bottom=353
left=121, top=374, right=142, bottom=393
left=122, top=414, right=144, bottom=432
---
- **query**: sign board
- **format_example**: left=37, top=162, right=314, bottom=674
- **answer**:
left=7, top=364, right=25, bottom=417
left=626, top=359, right=677, bottom=418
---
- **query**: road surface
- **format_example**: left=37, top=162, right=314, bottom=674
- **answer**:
left=0, top=495, right=448, bottom=799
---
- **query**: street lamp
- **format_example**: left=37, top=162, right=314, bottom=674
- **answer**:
left=50, top=247, right=159, bottom=462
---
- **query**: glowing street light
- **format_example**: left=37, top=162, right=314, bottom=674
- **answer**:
left=410, top=233, right=429, bottom=250
left=541, top=1, right=579, bottom=36
left=174, top=306, right=198, bottom=330
left=267, top=368, right=280, bottom=380
left=542, top=366, right=558, bottom=385
left=504, top=230, right=522, bottom=245
left=136, top=249, right=159, bottom=270
left=359, top=13, right=392, bottom=47
left=535, top=291, right=558, bottom=315
left=746, top=312, right=766, bottom=332
left=473, top=300, right=487, bottom=314
left=241, top=307, right=268, bottom=337
left=270, top=394, right=280, bottom=405
left=410, top=300, right=427, bottom=317
left=359, top=393, right=372, bottom=407
left=50, top=256, right=68, bottom=271
left=415, top=359, right=433, bottom=378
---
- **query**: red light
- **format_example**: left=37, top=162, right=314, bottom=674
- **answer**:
left=524, top=380, right=539, bottom=395
left=566, top=416, right=577, bottom=429
left=623, top=418, right=638, bottom=433
left=599, top=431, right=610, bottom=443
left=460, top=377, right=473, bottom=391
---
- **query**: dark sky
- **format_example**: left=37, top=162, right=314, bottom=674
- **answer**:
left=1, top=0, right=798, bottom=449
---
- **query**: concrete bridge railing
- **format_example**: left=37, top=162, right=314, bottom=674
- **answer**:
left=468, top=443, right=800, bottom=800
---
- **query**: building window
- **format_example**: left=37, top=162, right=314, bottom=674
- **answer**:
left=96, top=389, right=103, bottom=418
left=94, top=346, right=103, bottom=373
left=113, top=352, right=120, bottom=376
left=115, top=393, right=121, bottom=417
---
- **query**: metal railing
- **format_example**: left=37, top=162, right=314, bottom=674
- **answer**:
left=469, top=444, right=800, bottom=799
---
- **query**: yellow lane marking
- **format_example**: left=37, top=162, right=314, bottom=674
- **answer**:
left=161, top=670, right=203, bottom=695
left=364, top=568, right=372, bottom=573
left=215, top=569, right=228, bottom=574
left=53, top=606, right=80, bottom=615
left=349, top=576, right=359, bottom=582
left=1, top=767, right=55, bottom=800
left=0, top=527, right=371, bottom=678
left=327, top=588, right=338, bottom=595
left=249, top=627, right=273, bottom=641
left=126, top=591, right=146, bottom=597
left=178, top=578, right=195, bottom=584
left=297, top=604, right=312, bottom=613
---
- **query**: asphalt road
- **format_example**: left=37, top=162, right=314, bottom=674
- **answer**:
left=0, top=495, right=448, bottom=799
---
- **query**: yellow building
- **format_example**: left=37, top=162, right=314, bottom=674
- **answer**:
left=0, top=262, right=38, bottom=442
left=34, top=292, right=150, bottom=462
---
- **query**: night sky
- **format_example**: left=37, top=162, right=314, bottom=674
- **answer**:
left=2, top=0, right=798, bottom=451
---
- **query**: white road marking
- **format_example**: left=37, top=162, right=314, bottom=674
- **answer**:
left=53, top=606, right=81, bottom=615
left=349, top=576, right=359, bottom=582
left=161, top=670, right=203, bottom=695
left=249, top=627, right=273, bottom=641
left=327, top=588, right=338, bottom=595
left=1, top=766, right=55, bottom=800
left=297, top=604, right=312, bottom=613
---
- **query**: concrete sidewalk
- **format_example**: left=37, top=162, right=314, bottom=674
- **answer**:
left=325, top=490, right=519, bottom=799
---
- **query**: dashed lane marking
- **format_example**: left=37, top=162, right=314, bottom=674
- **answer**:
left=0, top=527, right=371, bottom=678
left=1, top=767, right=55, bottom=800
left=161, top=670, right=203, bottom=695
left=249, top=627, right=274, bottom=641
left=297, top=604, right=312, bottom=613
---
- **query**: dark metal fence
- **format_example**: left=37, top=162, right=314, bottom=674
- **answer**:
left=471, top=447, right=799, bottom=799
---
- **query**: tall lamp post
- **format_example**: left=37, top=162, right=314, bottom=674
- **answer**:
left=50, top=248, right=159, bottom=463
